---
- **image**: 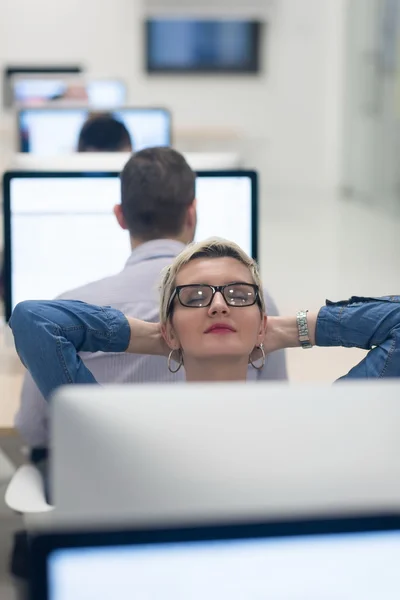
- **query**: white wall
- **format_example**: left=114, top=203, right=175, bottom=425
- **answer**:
left=0, top=0, right=347, bottom=191
left=341, top=0, right=400, bottom=213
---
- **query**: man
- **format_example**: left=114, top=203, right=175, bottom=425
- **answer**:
left=77, top=113, right=133, bottom=152
left=16, top=147, right=287, bottom=454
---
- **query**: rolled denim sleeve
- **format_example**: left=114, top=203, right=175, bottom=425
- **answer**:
left=316, top=295, right=400, bottom=379
left=9, top=300, right=131, bottom=400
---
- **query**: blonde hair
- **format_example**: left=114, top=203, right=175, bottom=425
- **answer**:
left=160, top=237, right=265, bottom=324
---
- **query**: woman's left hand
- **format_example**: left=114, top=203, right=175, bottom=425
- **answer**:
left=263, top=313, right=317, bottom=354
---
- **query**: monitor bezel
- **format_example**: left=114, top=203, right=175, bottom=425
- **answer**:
left=2, top=169, right=258, bottom=321
left=3, top=65, right=82, bottom=107
left=16, top=105, right=173, bottom=153
left=29, top=512, right=400, bottom=600
left=145, top=19, right=264, bottom=74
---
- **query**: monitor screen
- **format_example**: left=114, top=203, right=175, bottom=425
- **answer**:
left=146, top=19, right=262, bottom=73
left=18, top=107, right=171, bottom=154
left=3, top=65, right=82, bottom=107
left=3, top=171, right=257, bottom=319
left=12, top=78, right=126, bottom=108
left=31, top=517, right=400, bottom=600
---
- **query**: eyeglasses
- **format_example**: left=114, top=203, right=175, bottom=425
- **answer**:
left=167, top=282, right=260, bottom=315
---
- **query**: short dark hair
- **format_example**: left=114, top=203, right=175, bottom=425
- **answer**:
left=77, top=113, right=132, bottom=152
left=120, top=147, right=196, bottom=240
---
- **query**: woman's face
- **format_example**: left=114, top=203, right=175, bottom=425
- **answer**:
left=163, top=257, right=266, bottom=363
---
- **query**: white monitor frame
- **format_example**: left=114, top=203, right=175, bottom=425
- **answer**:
left=44, top=381, right=400, bottom=530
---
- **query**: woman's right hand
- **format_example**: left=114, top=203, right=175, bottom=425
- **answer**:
left=125, top=317, right=170, bottom=357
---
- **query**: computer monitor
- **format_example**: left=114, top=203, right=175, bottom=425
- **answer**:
left=146, top=18, right=262, bottom=73
left=3, top=170, right=257, bottom=320
left=29, top=514, right=400, bottom=600
left=17, top=107, right=171, bottom=154
left=48, top=382, right=400, bottom=527
left=11, top=76, right=127, bottom=108
left=3, top=65, right=82, bottom=107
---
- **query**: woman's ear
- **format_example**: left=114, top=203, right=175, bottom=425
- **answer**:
left=161, top=321, right=180, bottom=350
left=256, top=314, right=267, bottom=347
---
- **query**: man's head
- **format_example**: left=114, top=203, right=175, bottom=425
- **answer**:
left=114, top=147, right=197, bottom=246
left=77, top=114, right=133, bottom=152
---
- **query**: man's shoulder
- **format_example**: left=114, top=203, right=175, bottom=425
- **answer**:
left=57, top=272, right=124, bottom=302
left=56, top=258, right=170, bottom=309
left=57, top=241, right=184, bottom=304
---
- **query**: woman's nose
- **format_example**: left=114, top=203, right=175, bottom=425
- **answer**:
left=208, top=292, right=229, bottom=314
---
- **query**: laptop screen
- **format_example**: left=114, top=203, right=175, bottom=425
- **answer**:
left=3, top=171, right=257, bottom=320
left=18, top=107, right=171, bottom=154
left=31, top=517, right=400, bottom=600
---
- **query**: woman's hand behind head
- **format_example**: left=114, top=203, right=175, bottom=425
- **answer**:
left=126, top=318, right=170, bottom=357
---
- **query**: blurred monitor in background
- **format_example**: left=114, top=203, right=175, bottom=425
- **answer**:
left=11, top=76, right=127, bottom=108
left=77, top=114, right=133, bottom=152
left=17, top=107, right=171, bottom=155
left=3, top=65, right=82, bottom=107
left=146, top=18, right=262, bottom=73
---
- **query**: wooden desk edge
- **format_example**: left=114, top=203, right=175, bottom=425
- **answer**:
left=0, top=426, right=18, bottom=437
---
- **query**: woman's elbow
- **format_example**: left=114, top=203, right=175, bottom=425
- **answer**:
left=9, top=300, right=46, bottom=342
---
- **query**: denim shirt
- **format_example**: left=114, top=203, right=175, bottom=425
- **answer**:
left=9, top=295, right=400, bottom=401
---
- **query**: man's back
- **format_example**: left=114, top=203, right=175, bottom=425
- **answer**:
left=15, top=239, right=287, bottom=448
left=57, top=240, right=186, bottom=384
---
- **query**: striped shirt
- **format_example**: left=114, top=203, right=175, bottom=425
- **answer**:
left=15, top=239, right=287, bottom=447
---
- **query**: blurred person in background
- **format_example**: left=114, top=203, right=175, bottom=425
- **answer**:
left=77, top=113, right=132, bottom=152
left=50, top=82, right=89, bottom=103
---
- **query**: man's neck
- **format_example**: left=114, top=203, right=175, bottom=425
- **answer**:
left=130, top=235, right=189, bottom=250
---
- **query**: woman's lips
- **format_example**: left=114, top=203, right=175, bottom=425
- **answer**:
left=205, top=324, right=236, bottom=334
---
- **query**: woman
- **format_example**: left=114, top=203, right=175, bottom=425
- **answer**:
left=9, top=237, right=400, bottom=398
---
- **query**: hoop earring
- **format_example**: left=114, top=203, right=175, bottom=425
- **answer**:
left=249, top=343, right=265, bottom=370
left=168, top=349, right=183, bottom=374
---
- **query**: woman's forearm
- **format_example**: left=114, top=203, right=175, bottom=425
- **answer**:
left=267, top=296, right=400, bottom=378
left=316, top=296, right=400, bottom=378
left=9, top=300, right=131, bottom=400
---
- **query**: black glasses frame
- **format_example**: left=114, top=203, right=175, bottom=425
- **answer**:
left=167, top=282, right=260, bottom=315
